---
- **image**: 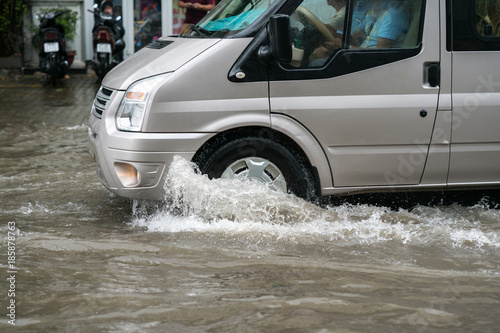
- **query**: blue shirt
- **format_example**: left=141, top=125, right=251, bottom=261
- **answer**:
left=360, top=1, right=409, bottom=48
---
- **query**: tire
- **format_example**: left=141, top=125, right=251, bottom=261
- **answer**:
left=98, top=54, right=108, bottom=83
left=193, top=136, right=320, bottom=203
left=49, top=56, right=57, bottom=87
left=99, top=62, right=106, bottom=83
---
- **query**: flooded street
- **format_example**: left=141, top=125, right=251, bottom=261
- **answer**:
left=1, top=74, right=500, bottom=332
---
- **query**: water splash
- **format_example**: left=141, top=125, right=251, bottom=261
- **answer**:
left=131, top=156, right=500, bottom=249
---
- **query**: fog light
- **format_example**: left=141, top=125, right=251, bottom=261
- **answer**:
left=114, top=162, right=140, bottom=187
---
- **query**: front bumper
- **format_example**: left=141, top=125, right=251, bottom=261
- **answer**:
left=88, top=112, right=215, bottom=200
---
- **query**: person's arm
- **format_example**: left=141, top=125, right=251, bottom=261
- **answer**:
left=311, top=37, right=342, bottom=59
left=374, top=9, right=406, bottom=49
left=376, top=37, right=394, bottom=48
left=191, top=2, right=214, bottom=11
left=350, top=28, right=366, bottom=47
left=178, top=1, right=191, bottom=9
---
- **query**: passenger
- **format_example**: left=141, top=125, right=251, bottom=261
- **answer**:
left=351, top=0, right=409, bottom=49
left=178, top=0, right=215, bottom=33
left=351, top=0, right=370, bottom=33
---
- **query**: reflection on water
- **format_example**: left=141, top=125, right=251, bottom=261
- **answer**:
left=1, top=76, right=500, bottom=332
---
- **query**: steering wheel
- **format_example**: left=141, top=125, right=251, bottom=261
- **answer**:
left=296, top=6, right=336, bottom=43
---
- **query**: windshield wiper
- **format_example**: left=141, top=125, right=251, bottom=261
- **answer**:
left=189, top=24, right=212, bottom=38
left=211, top=29, right=231, bottom=38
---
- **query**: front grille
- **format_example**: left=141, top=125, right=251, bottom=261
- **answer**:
left=92, top=86, right=114, bottom=119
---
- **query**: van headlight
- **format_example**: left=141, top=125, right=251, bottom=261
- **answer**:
left=116, top=73, right=170, bottom=131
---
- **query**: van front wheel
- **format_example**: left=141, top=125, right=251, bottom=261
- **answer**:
left=193, top=137, right=319, bottom=203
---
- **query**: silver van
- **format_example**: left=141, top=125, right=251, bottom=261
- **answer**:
left=88, top=0, right=500, bottom=204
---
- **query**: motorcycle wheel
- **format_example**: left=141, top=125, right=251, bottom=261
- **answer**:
left=99, top=62, right=106, bottom=83
left=98, top=54, right=108, bottom=83
left=49, top=56, right=58, bottom=87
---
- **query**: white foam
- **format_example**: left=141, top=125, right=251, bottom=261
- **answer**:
left=130, top=156, right=500, bottom=249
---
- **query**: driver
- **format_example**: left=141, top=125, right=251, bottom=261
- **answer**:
left=309, top=0, right=361, bottom=62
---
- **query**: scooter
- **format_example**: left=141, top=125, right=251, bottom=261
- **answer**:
left=37, top=10, right=70, bottom=86
left=89, top=4, right=125, bottom=83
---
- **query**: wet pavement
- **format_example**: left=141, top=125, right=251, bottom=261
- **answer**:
left=0, top=72, right=98, bottom=127
left=1, top=73, right=500, bottom=332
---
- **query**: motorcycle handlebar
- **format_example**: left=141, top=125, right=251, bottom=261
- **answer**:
left=39, top=10, right=70, bottom=27
left=88, top=8, right=114, bottom=22
left=52, top=10, right=71, bottom=18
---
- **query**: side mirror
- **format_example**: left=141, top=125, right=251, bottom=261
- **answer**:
left=259, top=14, right=292, bottom=63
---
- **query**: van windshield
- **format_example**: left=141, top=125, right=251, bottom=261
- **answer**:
left=183, top=0, right=278, bottom=38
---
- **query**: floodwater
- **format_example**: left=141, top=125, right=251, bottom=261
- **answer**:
left=1, top=74, right=500, bottom=332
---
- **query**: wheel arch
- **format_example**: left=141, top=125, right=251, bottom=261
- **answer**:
left=271, top=114, right=333, bottom=190
left=191, top=118, right=333, bottom=194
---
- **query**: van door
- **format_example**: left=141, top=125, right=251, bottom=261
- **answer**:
left=269, top=0, right=441, bottom=188
left=447, top=0, right=500, bottom=184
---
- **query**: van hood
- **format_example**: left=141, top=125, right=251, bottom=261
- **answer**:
left=102, top=37, right=221, bottom=90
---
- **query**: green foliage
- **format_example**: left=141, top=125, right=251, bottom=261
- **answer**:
left=34, top=7, right=79, bottom=42
left=0, top=0, right=28, bottom=56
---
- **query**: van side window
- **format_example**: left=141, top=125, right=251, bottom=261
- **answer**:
left=349, top=0, right=423, bottom=49
left=451, top=0, right=500, bottom=51
left=349, top=0, right=411, bottom=49
left=286, top=0, right=423, bottom=69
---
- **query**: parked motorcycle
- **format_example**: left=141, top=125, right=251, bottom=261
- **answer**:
left=37, top=10, right=70, bottom=86
left=89, top=3, right=125, bottom=82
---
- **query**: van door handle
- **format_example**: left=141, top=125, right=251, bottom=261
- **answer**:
left=427, top=63, right=440, bottom=87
